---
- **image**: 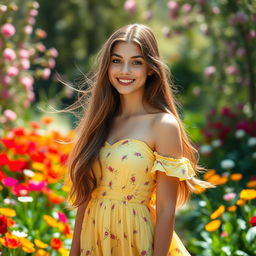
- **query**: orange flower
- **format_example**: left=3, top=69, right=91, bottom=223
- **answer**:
left=236, top=199, right=246, bottom=206
left=50, top=238, right=63, bottom=250
left=43, top=215, right=59, bottom=228
left=35, top=249, right=50, bottom=256
left=0, top=232, right=21, bottom=248
left=246, top=180, right=256, bottom=188
left=207, top=174, right=228, bottom=186
left=34, top=239, right=48, bottom=248
left=6, top=217, right=15, bottom=227
left=203, top=169, right=216, bottom=180
left=210, top=205, right=225, bottom=219
left=227, top=205, right=237, bottom=212
left=0, top=208, right=16, bottom=217
left=230, top=173, right=243, bottom=181
left=194, top=184, right=206, bottom=194
left=41, top=116, right=54, bottom=125
left=240, top=189, right=256, bottom=200
left=29, top=121, right=40, bottom=129
left=47, top=193, right=65, bottom=204
left=205, top=219, right=221, bottom=232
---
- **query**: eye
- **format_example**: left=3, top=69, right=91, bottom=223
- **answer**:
left=111, top=58, right=120, bottom=63
left=132, top=60, right=143, bottom=65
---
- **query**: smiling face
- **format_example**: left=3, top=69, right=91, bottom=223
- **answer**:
left=108, top=41, right=152, bottom=96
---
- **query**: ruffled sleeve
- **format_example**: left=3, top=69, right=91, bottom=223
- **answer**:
left=151, top=152, right=196, bottom=181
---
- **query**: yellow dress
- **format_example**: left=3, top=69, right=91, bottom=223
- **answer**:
left=80, top=138, right=196, bottom=256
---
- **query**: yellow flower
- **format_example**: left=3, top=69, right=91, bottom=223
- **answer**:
left=207, top=174, right=228, bottom=186
left=43, top=215, right=59, bottom=228
left=32, top=173, right=45, bottom=181
left=240, top=189, right=256, bottom=200
left=35, top=249, right=50, bottom=256
left=203, top=169, right=216, bottom=180
left=34, top=239, right=48, bottom=249
left=210, top=205, right=225, bottom=219
left=194, top=185, right=206, bottom=194
left=0, top=208, right=16, bottom=217
left=236, top=199, right=246, bottom=206
left=58, top=247, right=69, bottom=256
left=0, top=185, right=3, bottom=191
left=32, top=162, right=45, bottom=172
left=230, top=173, right=243, bottom=181
left=227, top=205, right=237, bottom=212
left=205, top=219, right=221, bottom=232
left=20, top=237, right=34, bottom=248
left=246, top=180, right=256, bottom=188
left=22, top=246, right=35, bottom=253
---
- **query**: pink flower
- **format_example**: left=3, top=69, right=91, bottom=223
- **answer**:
left=27, top=91, right=35, bottom=102
left=57, top=211, right=68, bottom=223
left=48, top=58, right=56, bottom=68
left=167, top=1, right=178, bottom=11
left=35, top=28, right=47, bottom=38
left=226, top=65, right=239, bottom=75
left=19, top=49, right=30, bottom=59
left=212, top=7, right=220, bottom=14
left=223, top=192, right=236, bottom=201
left=28, top=180, right=46, bottom=191
left=221, top=231, right=228, bottom=237
left=48, top=47, right=58, bottom=58
left=1, top=177, right=18, bottom=187
left=24, top=25, right=33, bottom=35
left=42, top=68, right=51, bottom=80
left=3, top=109, right=17, bottom=121
left=143, top=10, right=153, bottom=21
left=1, top=23, right=16, bottom=38
left=204, top=66, right=216, bottom=78
left=6, top=66, right=19, bottom=77
left=3, top=48, right=16, bottom=61
left=20, top=76, right=34, bottom=90
left=247, top=30, right=256, bottom=40
left=124, top=0, right=137, bottom=14
left=20, top=59, right=30, bottom=70
left=29, top=9, right=38, bottom=17
left=181, top=3, right=192, bottom=13
left=32, top=2, right=40, bottom=9
left=0, top=76, right=11, bottom=86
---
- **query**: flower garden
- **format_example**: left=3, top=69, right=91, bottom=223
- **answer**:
left=0, top=0, right=256, bottom=255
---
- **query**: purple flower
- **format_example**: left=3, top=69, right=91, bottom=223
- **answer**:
left=1, top=23, right=16, bottom=38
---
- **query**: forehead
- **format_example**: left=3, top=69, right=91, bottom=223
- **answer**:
left=111, top=41, right=143, bottom=56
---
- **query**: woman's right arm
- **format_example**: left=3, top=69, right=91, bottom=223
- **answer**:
left=69, top=196, right=91, bottom=256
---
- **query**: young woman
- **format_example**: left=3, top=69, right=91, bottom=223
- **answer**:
left=66, top=24, right=215, bottom=256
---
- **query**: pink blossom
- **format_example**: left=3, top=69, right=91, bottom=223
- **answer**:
left=204, top=66, right=216, bottom=78
left=6, top=66, right=19, bottom=77
left=226, top=65, right=239, bottom=75
left=223, top=192, right=236, bottom=201
left=42, top=68, right=51, bottom=80
left=181, top=4, right=192, bottom=13
left=20, top=76, right=34, bottom=90
left=20, top=59, right=30, bottom=70
left=1, top=23, right=16, bottom=38
left=29, top=9, right=38, bottom=16
left=3, top=48, right=16, bottom=61
left=1, top=90, right=11, bottom=99
left=212, top=7, right=220, bottom=14
left=0, top=76, right=11, bottom=85
left=35, top=28, right=47, bottom=38
left=167, top=1, right=178, bottom=11
left=221, top=231, right=228, bottom=237
left=19, top=49, right=30, bottom=59
left=3, top=109, right=17, bottom=121
left=124, top=0, right=137, bottom=14
left=24, top=25, right=33, bottom=35
left=27, top=91, right=35, bottom=102
left=2, top=177, right=18, bottom=187
left=48, top=58, right=56, bottom=68
left=247, top=30, right=256, bottom=40
left=36, top=42, right=46, bottom=52
left=28, top=180, right=46, bottom=191
left=27, top=17, right=35, bottom=25
left=143, top=10, right=153, bottom=21
left=48, top=47, right=59, bottom=58
left=57, top=211, right=68, bottom=223
left=12, top=184, right=29, bottom=196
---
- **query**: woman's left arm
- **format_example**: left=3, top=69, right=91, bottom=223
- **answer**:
left=152, top=113, right=182, bottom=256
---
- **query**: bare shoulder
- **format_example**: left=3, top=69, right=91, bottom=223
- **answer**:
left=152, top=112, right=183, bottom=158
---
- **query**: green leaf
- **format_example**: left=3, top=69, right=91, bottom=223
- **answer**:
left=245, top=227, right=256, bottom=243
left=223, top=221, right=233, bottom=234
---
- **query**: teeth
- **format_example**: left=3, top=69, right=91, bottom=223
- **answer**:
left=118, top=79, right=133, bottom=83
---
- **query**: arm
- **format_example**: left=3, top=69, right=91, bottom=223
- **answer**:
left=152, top=113, right=182, bottom=256
left=69, top=196, right=91, bottom=256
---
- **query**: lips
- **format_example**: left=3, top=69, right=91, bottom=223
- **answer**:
left=117, top=78, right=135, bottom=86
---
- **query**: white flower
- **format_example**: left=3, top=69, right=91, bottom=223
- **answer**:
left=221, top=159, right=235, bottom=169
left=3, top=198, right=16, bottom=205
left=248, top=137, right=256, bottom=147
left=18, top=196, right=33, bottom=202
left=199, top=144, right=212, bottom=154
left=252, top=152, right=256, bottom=159
left=235, top=129, right=245, bottom=138
left=198, top=200, right=206, bottom=207
left=12, top=230, right=28, bottom=238
left=23, top=169, right=35, bottom=177
left=212, top=139, right=221, bottom=147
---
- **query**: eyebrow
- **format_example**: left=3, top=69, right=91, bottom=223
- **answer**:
left=111, top=53, right=144, bottom=59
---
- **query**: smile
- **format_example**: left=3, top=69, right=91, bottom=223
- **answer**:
left=117, top=78, right=135, bottom=85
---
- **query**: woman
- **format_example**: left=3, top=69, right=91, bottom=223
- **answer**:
left=67, top=24, right=215, bottom=256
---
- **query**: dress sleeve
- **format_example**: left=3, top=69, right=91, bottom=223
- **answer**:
left=151, top=151, right=196, bottom=181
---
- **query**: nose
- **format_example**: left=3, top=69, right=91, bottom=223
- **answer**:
left=121, top=62, right=131, bottom=74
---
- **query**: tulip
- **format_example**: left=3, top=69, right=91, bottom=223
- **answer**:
left=1, top=23, right=16, bottom=38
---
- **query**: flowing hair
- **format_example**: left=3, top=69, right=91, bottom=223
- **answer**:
left=57, top=24, right=215, bottom=210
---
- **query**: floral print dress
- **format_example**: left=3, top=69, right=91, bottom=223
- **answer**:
left=80, top=138, right=196, bottom=256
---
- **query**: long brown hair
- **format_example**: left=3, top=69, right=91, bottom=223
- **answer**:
left=60, top=24, right=215, bottom=209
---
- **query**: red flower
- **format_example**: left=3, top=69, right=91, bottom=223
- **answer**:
left=12, top=183, right=29, bottom=196
left=0, top=153, right=9, bottom=165
left=50, top=237, right=63, bottom=250
left=0, top=215, right=8, bottom=234
left=7, top=159, right=27, bottom=172
left=250, top=216, right=256, bottom=226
